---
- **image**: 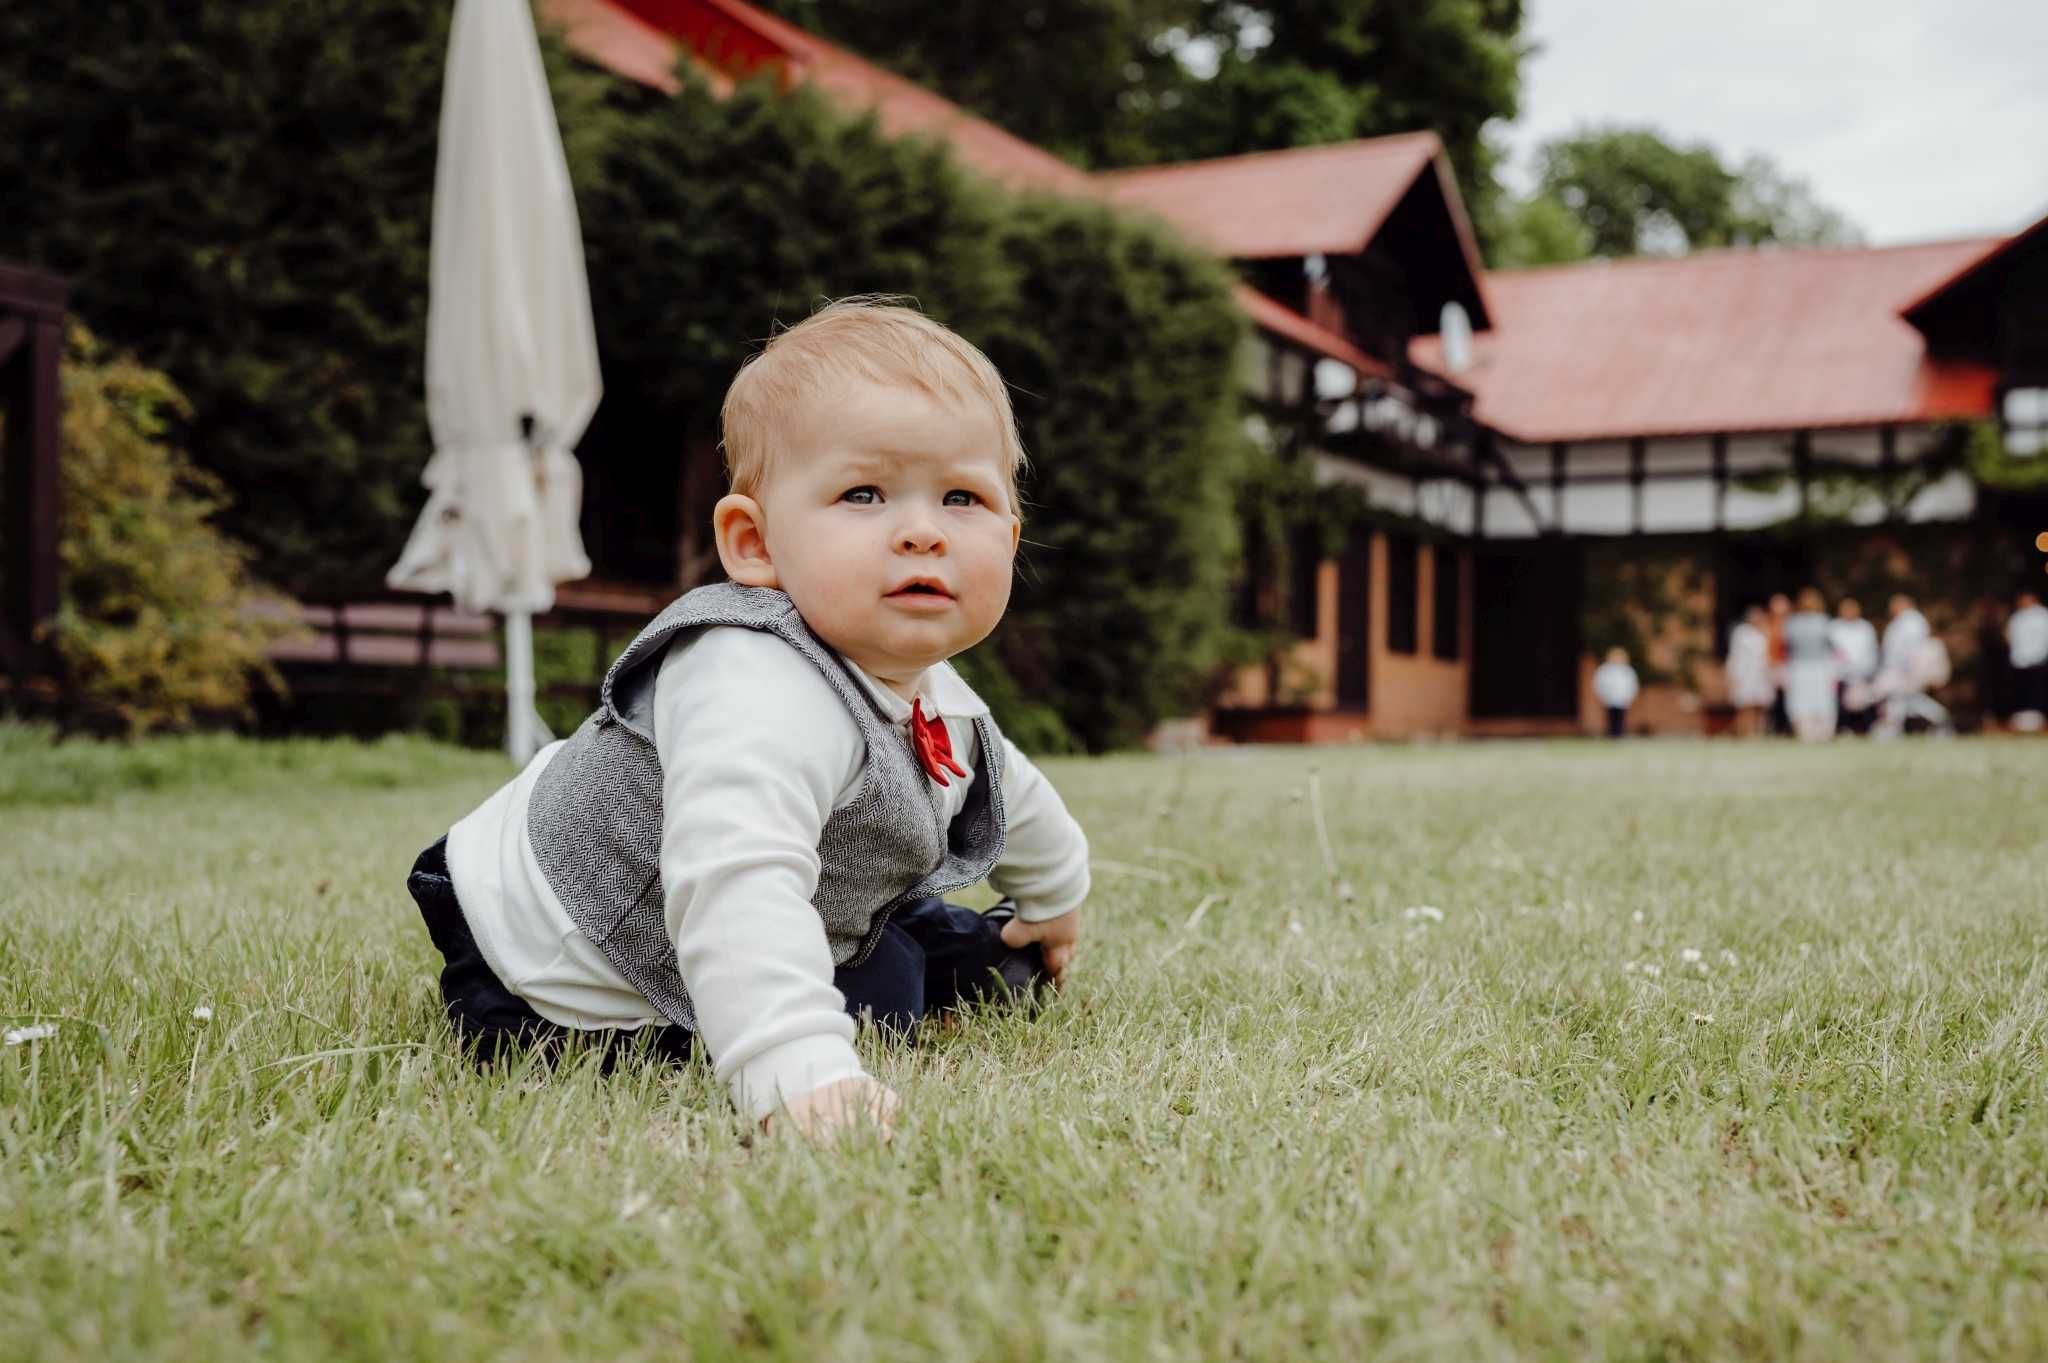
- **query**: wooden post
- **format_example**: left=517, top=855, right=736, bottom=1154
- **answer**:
left=1628, top=438, right=1646, bottom=536
left=1550, top=441, right=1568, bottom=534
left=1878, top=424, right=1899, bottom=522
left=1711, top=433, right=1729, bottom=533
left=1793, top=430, right=1813, bottom=521
left=0, top=264, right=67, bottom=697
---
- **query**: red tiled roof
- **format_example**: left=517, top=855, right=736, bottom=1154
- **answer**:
left=1409, top=240, right=2003, bottom=443
left=1098, top=134, right=1442, bottom=260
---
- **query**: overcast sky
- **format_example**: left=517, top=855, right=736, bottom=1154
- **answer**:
left=1503, top=0, right=2048, bottom=245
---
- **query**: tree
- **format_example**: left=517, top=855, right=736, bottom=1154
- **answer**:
left=0, top=2, right=622, bottom=596
left=49, top=328, right=288, bottom=735
left=1488, top=191, right=1594, bottom=269
left=1160, top=0, right=1524, bottom=211
left=1516, top=127, right=1860, bottom=262
left=751, top=0, right=1201, bottom=169
left=750, top=0, right=1526, bottom=222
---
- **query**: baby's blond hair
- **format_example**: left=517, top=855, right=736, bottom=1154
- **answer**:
left=720, top=296, right=1026, bottom=509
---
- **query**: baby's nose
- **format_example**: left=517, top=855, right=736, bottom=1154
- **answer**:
left=897, top=516, right=946, bottom=553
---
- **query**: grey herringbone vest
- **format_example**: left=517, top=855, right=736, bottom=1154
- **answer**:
left=525, top=583, right=1007, bottom=1030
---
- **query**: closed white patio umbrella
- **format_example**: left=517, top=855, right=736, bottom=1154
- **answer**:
left=387, top=0, right=600, bottom=762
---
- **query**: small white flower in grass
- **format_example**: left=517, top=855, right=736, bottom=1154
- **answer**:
left=1718, top=950, right=1738, bottom=968
left=1288, top=919, right=1305, bottom=935
left=1631, top=910, right=1645, bottom=924
left=1622, top=961, right=1638, bottom=975
left=1690, top=1012, right=1715, bottom=1025
left=4, top=1024, right=57, bottom=1046
left=1679, top=947, right=1702, bottom=964
left=1797, top=942, right=1812, bottom=957
left=192, top=1006, right=213, bottom=1023
left=1693, top=960, right=1712, bottom=977
left=1639, top=963, right=1662, bottom=979
left=1403, top=905, right=1444, bottom=923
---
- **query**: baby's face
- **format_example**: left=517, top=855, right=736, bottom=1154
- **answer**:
left=754, top=375, right=1019, bottom=689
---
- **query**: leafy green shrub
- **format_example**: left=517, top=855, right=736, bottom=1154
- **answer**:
left=579, top=80, right=1247, bottom=750
left=45, top=328, right=287, bottom=735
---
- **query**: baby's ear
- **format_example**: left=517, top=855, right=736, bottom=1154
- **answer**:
left=713, top=493, right=779, bottom=588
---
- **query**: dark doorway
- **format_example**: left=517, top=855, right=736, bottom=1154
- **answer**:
left=1471, top=542, right=1582, bottom=718
left=1335, top=531, right=1371, bottom=709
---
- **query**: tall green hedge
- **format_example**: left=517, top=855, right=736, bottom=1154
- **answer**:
left=578, top=80, right=1248, bottom=749
left=0, top=8, right=1246, bottom=750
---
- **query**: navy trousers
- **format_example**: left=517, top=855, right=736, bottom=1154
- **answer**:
left=407, top=838, right=1037, bottom=1070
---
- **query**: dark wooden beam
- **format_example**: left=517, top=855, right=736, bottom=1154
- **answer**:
left=1879, top=424, right=1899, bottom=523
left=1550, top=441, right=1568, bottom=534
left=1475, top=435, right=1550, bottom=537
left=1711, top=433, right=1729, bottom=534
left=0, top=317, right=24, bottom=368
left=1792, top=430, right=1812, bottom=520
left=1629, top=437, right=1647, bottom=536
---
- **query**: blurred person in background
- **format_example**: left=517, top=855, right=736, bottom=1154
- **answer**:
left=1882, top=593, right=1930, bottom=679
left=1783, top=588, right=1838, bottom=742
left=1725, top=605, right=1774, bottom=738
left=1874, top=593, right=1953, bottom=738
left=1829, top=597, right=1880, bottom=735
left=1766, top=592, right=1793, bottom=736
left=1593, top=647, right=1640, bottom=739
left=2008, top=589, right=2048, bottom=733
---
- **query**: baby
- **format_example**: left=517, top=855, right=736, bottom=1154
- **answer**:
left=407, top=299, right=1090, bottom=1138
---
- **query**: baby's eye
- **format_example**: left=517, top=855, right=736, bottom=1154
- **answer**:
left=839, top=486, right=881, bottom=505
left=942, top=490, right=981, bottom=508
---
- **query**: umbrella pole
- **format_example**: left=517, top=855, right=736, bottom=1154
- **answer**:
left=505, top=609, right=540, bottom=763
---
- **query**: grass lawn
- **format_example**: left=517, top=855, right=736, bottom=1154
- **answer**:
left=4, top=725, right=2045, bottom=1361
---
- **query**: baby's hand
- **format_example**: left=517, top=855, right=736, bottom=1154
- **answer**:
left=766, top=1075, right=898, bottom=1142
left=1001, top=909, right=1080, bottom=989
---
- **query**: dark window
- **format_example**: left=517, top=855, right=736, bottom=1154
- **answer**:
left=1288, top=525, right=1322, bottom=638
left=1432, top=545, right=1461, bottom=660
left=1386, top=533, right=1419, bottom=655
left=1234, top=516, right=1269, bottom=630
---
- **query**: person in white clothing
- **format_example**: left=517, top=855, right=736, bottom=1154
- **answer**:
left=1724, top=606, right=1773, bottom=738
left=1875, top=593, right=1933, bottom=737
left=1783, top=587, right=1837, bottom=742
left=1592, top=647, right=1639, bottom=739
left=2008, top=590, right=2048, bottom=732
left=1828, top=597, right=1880, bottom=735
left=1881, top=593, right=1930, bottom=679
left=408, top=300, right=1090, bottom=1140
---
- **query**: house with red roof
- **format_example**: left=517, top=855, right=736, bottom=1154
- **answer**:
left=546, top=0, right=2048, bottom=738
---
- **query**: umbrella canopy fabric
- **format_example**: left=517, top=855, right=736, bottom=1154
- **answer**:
left=387, top=0, right=599, bottom=617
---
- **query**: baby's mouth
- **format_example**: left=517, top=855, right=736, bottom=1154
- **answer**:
left=888, top=579, right=954, bottom=600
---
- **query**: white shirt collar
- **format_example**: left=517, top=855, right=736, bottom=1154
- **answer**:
left=840, top=657, right=991, bottom=726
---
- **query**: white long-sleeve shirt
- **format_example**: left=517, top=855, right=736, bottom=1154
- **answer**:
left=1592, top=660, right=1639, bottom=708
left=1882, top=609, right=1929, bottom=675
left=1828, top=617, right=1880, bottom=680
left=2008, top=604, right=2048, bottom=669
left=444, top=625, right=1090, bottom=1119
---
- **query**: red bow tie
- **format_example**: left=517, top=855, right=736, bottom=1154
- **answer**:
left=910, top=697, right=969, bottom=787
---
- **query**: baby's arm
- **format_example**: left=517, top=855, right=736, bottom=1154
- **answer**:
left=652, top=629, right=884, bottom=1133
left=985, top=739, right=1090, bottom=985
